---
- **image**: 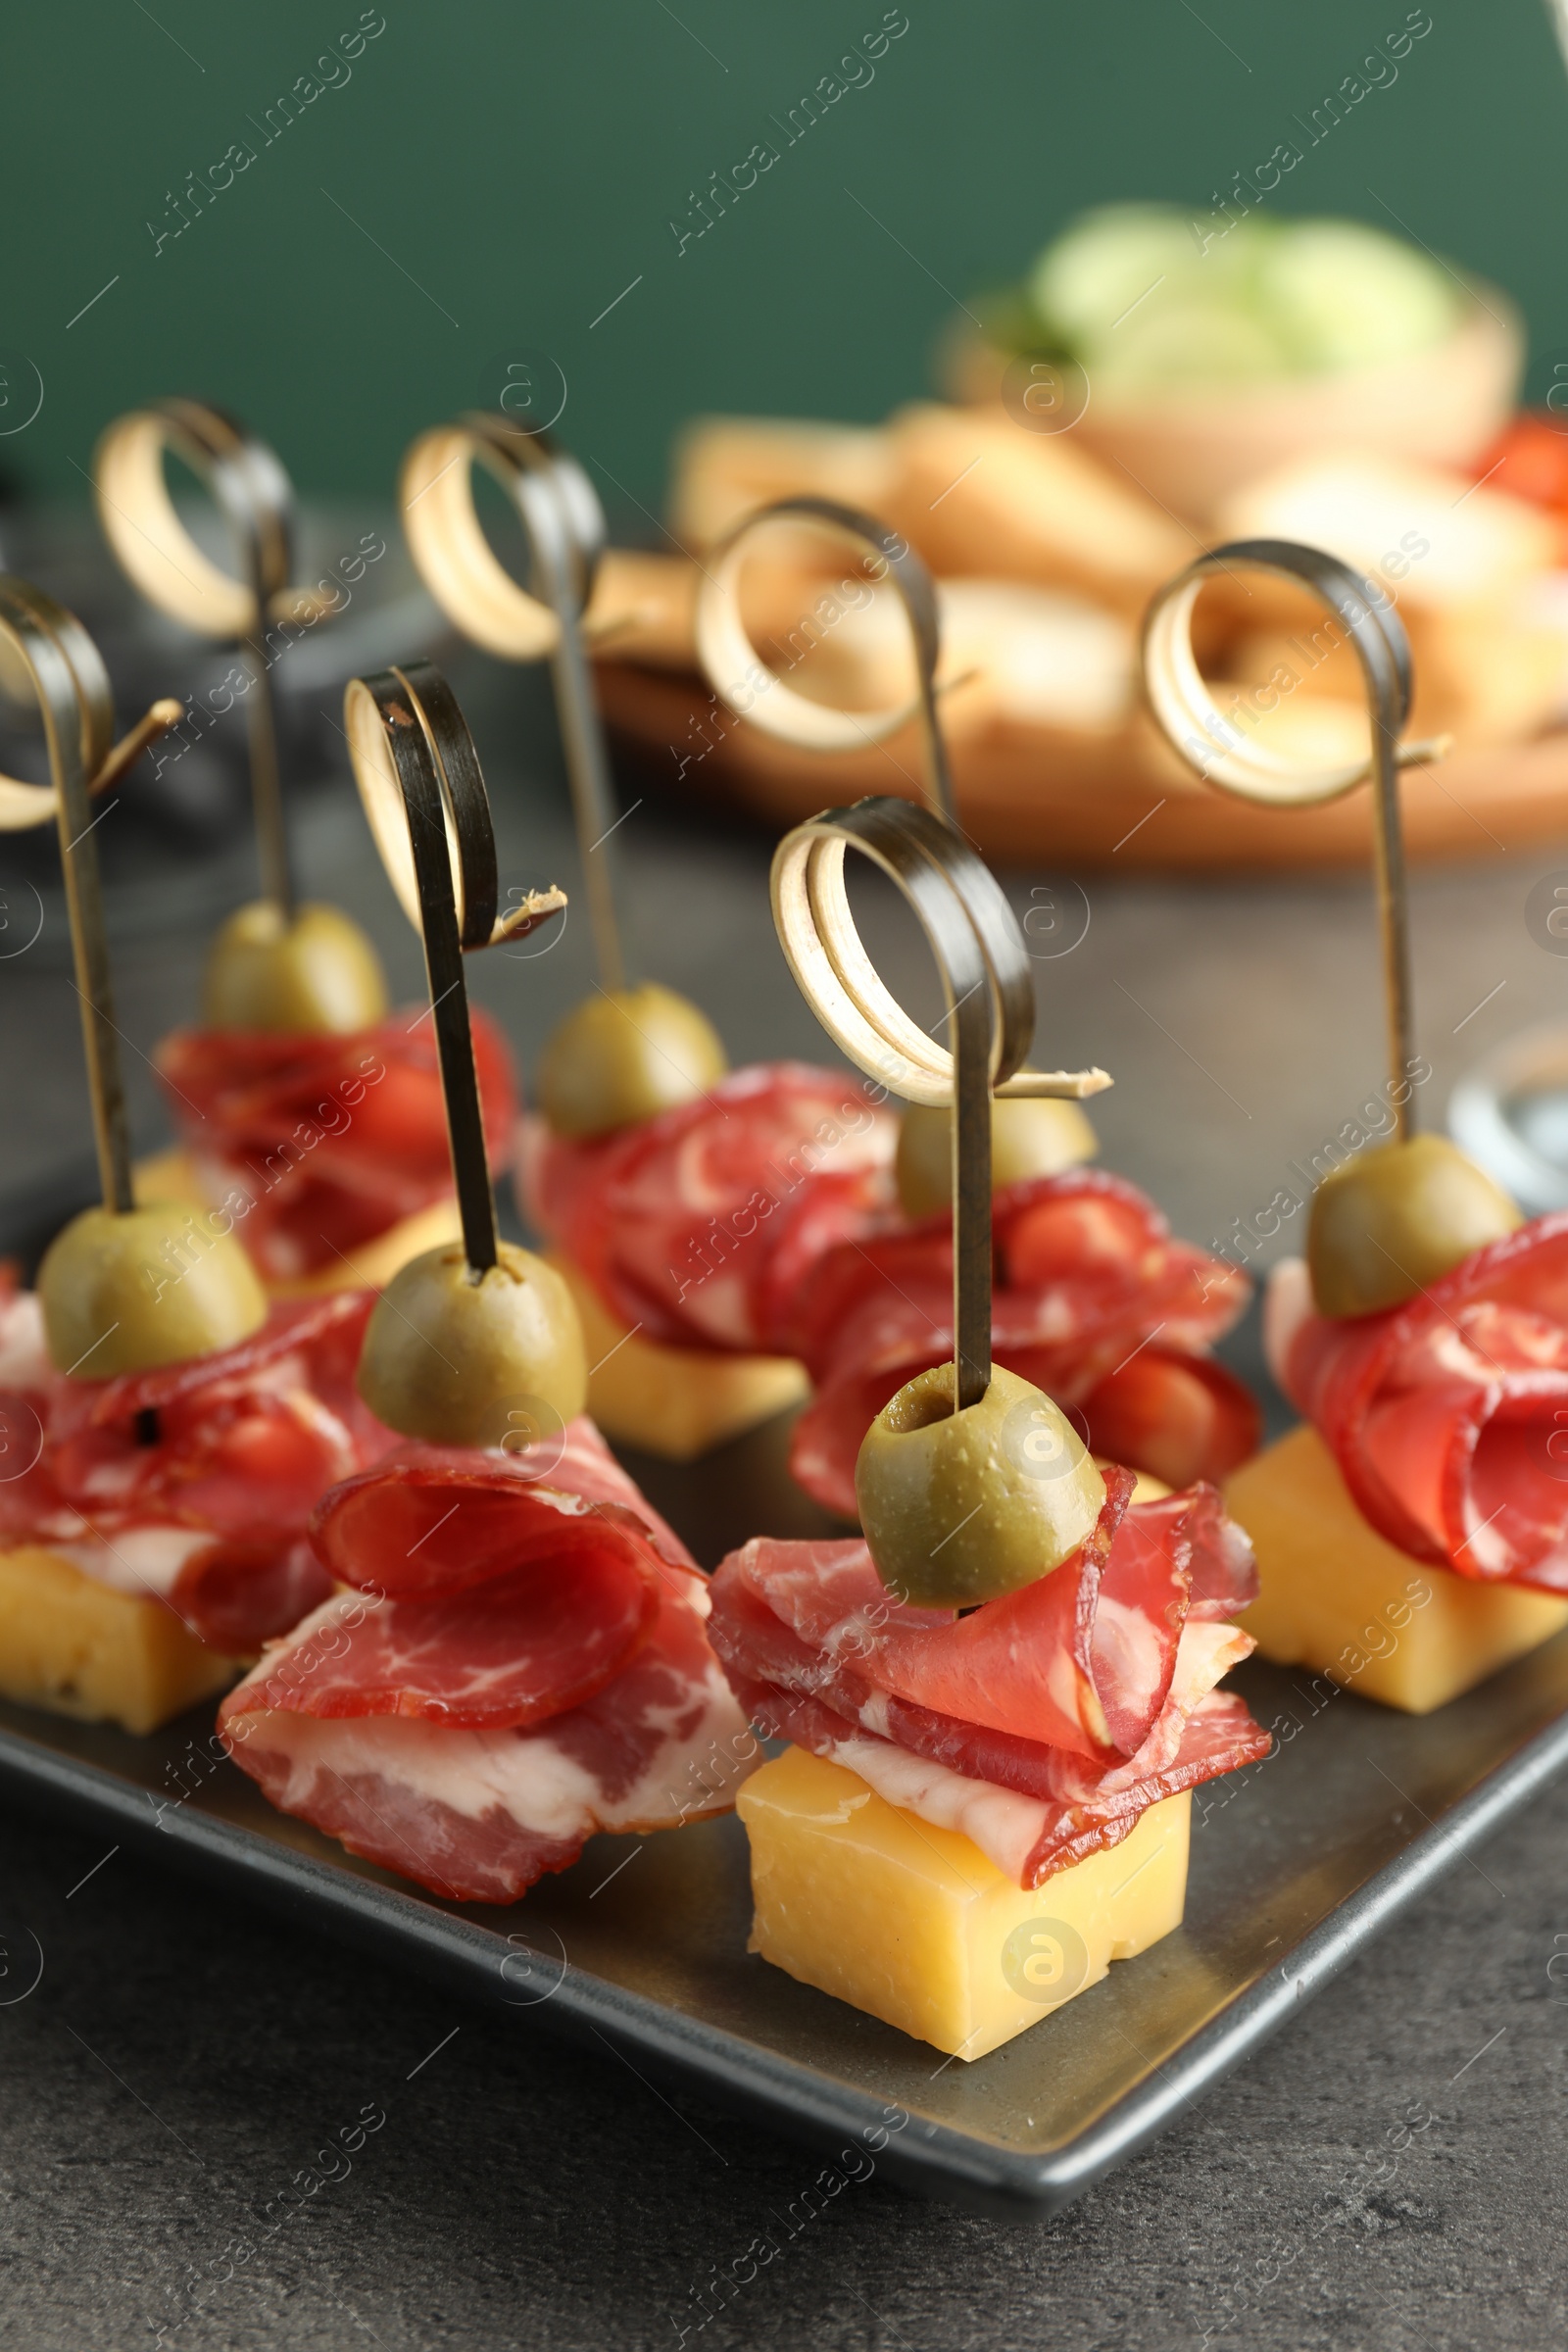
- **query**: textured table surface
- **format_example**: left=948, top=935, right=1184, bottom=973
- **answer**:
left=4, top=639, right=1568, bottom=2351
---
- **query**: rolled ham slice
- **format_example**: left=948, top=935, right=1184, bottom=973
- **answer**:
left=220, top=1419, right=754, bottom=1903
left=158, top=1008, right=516, bottom=1282
left=708, top=1475, right=1268, bottom=1888
left=785, top=1169, right=1259, bottom=1516
left=1268, top=1223, right=1568, bottom=1592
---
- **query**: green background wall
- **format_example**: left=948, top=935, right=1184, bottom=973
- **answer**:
left=7, top=0, right=1568, bottom=529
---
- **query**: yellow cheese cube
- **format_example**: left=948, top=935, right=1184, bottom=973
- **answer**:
left=548, top=1251, right=807, bottom=1462
left=273, top=1198, right=465, bottom=1298
left=0, top=1545, right=237, bottom=1735
left=1226, top=1425, right=1568, bottom=1713
left=134, top=1148, right=464, bottom=1298
left=132, top=1146, right=204, bottom=1210
left=737, top=1745, right=1190, bottom=2059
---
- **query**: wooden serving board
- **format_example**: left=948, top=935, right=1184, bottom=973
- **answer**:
left=599, top=661, right=1568, bottom=871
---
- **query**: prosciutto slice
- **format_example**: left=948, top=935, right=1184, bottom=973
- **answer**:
left=708, top=1473, right=1268, bottom=1888
left=0, top=1285, right=389, bottom=1652
left=220, top=1419, right=754, bottom=1903
left=517, top=1061, right=896, bottom=1352
left=158, top=1008, right=516, bottom=1282
left=1268, top=1224, right=1568, bottom=1592
left=786, top=1169, right=1259, bottom=1515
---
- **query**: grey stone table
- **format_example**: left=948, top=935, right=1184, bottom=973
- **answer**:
left=4, top=643, right=1568, bottom=2351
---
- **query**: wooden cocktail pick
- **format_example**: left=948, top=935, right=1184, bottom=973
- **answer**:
left=694, top=497, right=957, bottom=825
left=1140, top=538, right=1516, bottom=1315
left=1, top=577, right=267, bottom=1381
left=343, top=658, right=564, bottom=1272
left=342, top=657, right=577, bottom=1447
left=94, top=398, right=341, bottom=924
left=401, top=416, right=629, bottom=992
left=0, top=579, right=181, bottom=1211
left=771, top=793, right=1108, bottom=1409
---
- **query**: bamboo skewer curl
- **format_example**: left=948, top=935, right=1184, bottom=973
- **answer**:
left=695, top=497, right=956, bottom=823
left=0, top=580, right=181, bottom=1209
left=1141, top=537, right=1439, bottom=1142
left=343, top=661, right=564, bottom=1276
left=400, top=416, right=627, bottom=994
left=772, top=795, right=1109, bottom=1412
left=93, top=400, right=335, bottom=922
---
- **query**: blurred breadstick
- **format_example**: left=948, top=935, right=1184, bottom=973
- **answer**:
left=882, top=404, right=1192, bottom=614
left=669, top=416, right=897, bottom=550
left=582, top=549, right=699, bottom=665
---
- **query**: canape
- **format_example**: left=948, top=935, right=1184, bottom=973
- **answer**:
left=713, top=1437, right=1267, bottom=2057
left=0, top=572, right=393, bottom=1733
left=712, top=791, right=1268, bottom=2053
left=1230, top=1221, right=1568, bottom=1711
left=0, top=1276, right=388, bottom=1732
left=1138, top=532, right=1568, bottom=1710
left=220, top=660, right=757, bottom=1891
left=91, top=395, right=521, bottom=1301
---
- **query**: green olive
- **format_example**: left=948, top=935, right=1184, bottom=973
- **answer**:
left=202, top=901, right=389, bottom=1034
left=39, top=1202, right=268, bottom=1379
left=895, top=1099, right=1098, bottom=1220
left=1307, top=1134, right=1522, bottom=1318
left=537, top=985, right=727, bottom=1140
left=356, top=1240, right=587, bottom=1446
left=855, top=1361, right=1105, bottom=1608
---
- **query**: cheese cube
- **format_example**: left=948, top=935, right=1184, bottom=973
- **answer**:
left=132, top=1147, right=203, bottom=1210
left=275, top=1198, right=464, bottom=1298
left=1226, top=1425, right=1568, bottom=1713
left=548, top=1252, right=807, bottom=1463
left=133, top=1149, right=464, bottom=1298
left=737, top=1745, right=1190, bottom=2059
left=0, top=1544, right=237, bottom=1735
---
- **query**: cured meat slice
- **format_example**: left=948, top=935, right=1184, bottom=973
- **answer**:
left=1130, top=1482, right=1259, bottom=1621
left=518, top=1061, right=896, bottom=1352
left=309, top=1443, right=691, bottom=1603
left=221, top=1575, right=751, bottom=1905
left=784, top=1169, right=1250, bottom=1378
left=708, top=1483, right=1267, bottom=1888
left=228, top=1557, right=658, bottom=1731
left=785, top=1169, right=1258, bottom=1515
left=1268, top=1224, right=1568, bottom=1592
left=220, top=1432, right=688, bottom=1726
left=221, top=1422, right=753, bottom=1903
left=712, top=1473, right=1255, bottom=1762
left=53, top=1290, right=374, bottom=1434
left=710, top=1551, right=1251, bottom=1793
left=157, top=1009, right=516, bottom=1281
left=0, top=1290, right=387, bottom=1652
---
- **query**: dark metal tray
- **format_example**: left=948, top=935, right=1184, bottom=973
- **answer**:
left=4, top=1394, right=1568, bottom=2221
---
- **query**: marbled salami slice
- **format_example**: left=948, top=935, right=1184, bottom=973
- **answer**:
left=785, top=1169, right=1258, bottom=1515
left=518, top=1060, right=896, bottom=1352
left=221, top=1571, right=752, bottom=1904
left=158, top=1008, right=516, bottom=1281
left=0, top=1288, right=387, bottom=1652
left=712, top=1473, right=1254, bottom=1762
